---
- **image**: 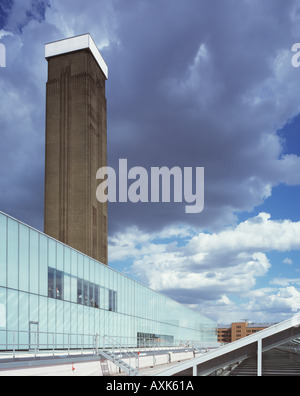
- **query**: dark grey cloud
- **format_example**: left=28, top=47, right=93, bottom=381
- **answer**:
left=1, top=0, right=300, bottom=236
left=105, top=0, right=300, bottom=234
left=0, top=0, right=13, bottom=29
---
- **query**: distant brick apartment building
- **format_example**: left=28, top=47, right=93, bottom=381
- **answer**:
left=218, top=322, right=273, bottom=344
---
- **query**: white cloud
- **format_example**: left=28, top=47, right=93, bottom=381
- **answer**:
left=109, top=213, right=300, bottom=321
left=108, top=224, right=193, bottom=262
left=189, top=213, right=300, bottom=254
left=191, top=286, right=300, bottom=324
left=0, top=30, right=13, bottom=39
left=270, top=278, right=300, bottom=286
left=247, top=286, right=300, bottom=316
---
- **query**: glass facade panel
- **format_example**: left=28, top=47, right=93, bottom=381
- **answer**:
left=0, top=288, right=6, bottom=328
left=77, top=278, right=83, bottom=305
left=100, top=286, right=105, bottom=311
left=29, top=229, right=39, bottom=295
left=39, top=236, right=48, bottom=296
left=56, top=270, right=63, bottom=300
left=7, top=290, right=18, bottom=330
left=109, top=290, right=117, bottom=312
left=78, top=255, right=83, bottom=279
left=19, top=225, right=29, bottom=292
left=19, top=292, right=29, bottom=349
left=94, top=285, right=99, bottom=309
left=84, top=257, right=89, bottom=281
left=0, top=288, right=6, bottom=350
left=71, top=303, right=78, bottom=347
left=47, top=298, right=55, bottom=343
left=7, top=290, right=18, bottom=348
left=7, top=218, right=18, bottom=290
left=64, top=301, right=71, bottom=346
left=57, top=244, right=64, bottom=271
left=48, top=239, right=56, bottom=269
left=30, top=294, right=38, bottom=323
left=64, top=247, right=71, bottom=275
left=64, top=273, right=71, bottom=302
left=39, top=296, right=48, bottom=348
left=71, top=276, right=77, bottom=303
left=83, top=280, right=89, bottom=306
left=56, top=300, right=63, bottom=347
left=0, top=214, right=7, bottom=288
left=48, top=268, right=55, bottom=298
left=0, top=211, right=217, bottom=351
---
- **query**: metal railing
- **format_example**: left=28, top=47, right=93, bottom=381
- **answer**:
left=0, top=328, right=218, bottom=360
left=0, top=329, right=99, bottom=359
left=101, top=335, right=139, bottom=376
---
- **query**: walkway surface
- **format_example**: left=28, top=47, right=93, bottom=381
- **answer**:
left=230, top=349, right=300, bottom=376
left=0, top=348, right=196, bottom=376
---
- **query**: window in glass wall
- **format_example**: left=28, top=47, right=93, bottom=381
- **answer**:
left=77, top=278, right=83, bottom=304
left=89, top=283, right=94, bottom=307
left=48, top=268, right=55, bottom=298
left=83, top=280, right=89, bottom=306
left=64, top=273, right=71, bottom=302
left=94, top=285, right=99, bottom=308
left=48, top=268, right=64, bottom=300
left=56, top=270, right=63, bottom=300
left=100, top=287, right=106, bottom=310
left=48, top=267, right=117, bottom=312
left=71, top=276, right=77, bottom=303
left=109, top=290, right=117, bottom=312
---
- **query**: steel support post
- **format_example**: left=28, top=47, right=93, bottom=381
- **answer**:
left=257, top=339, right=262, bottom=376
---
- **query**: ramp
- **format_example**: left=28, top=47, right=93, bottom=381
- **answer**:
left=154, top=314, right=300, bottom=376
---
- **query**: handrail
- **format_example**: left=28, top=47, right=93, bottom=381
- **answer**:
left=102, top=334, right=138, bottom=375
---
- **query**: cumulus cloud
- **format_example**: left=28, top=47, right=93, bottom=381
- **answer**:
left=109, top=213, right=300, bottom=321
left=202, top=286, right=300, bottom=324
left=246, top=286, right=300, bottom=318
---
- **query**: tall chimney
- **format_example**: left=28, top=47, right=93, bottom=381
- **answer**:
left=44, top=34, right=108, bottom=265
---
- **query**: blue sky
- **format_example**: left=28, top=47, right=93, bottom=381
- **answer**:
left=1, top=0, right=300, bottom=324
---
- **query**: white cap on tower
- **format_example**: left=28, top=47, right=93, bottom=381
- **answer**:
left=45, top=33, right=108, bottom=79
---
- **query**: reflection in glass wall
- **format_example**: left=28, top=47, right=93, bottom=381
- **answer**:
left=0, top=211, right=217, bottom=351
left=48, top=268, right=55, bottom=299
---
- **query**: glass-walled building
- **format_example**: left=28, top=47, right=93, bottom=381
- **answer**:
left=0, top=211, right=217, bottom=350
